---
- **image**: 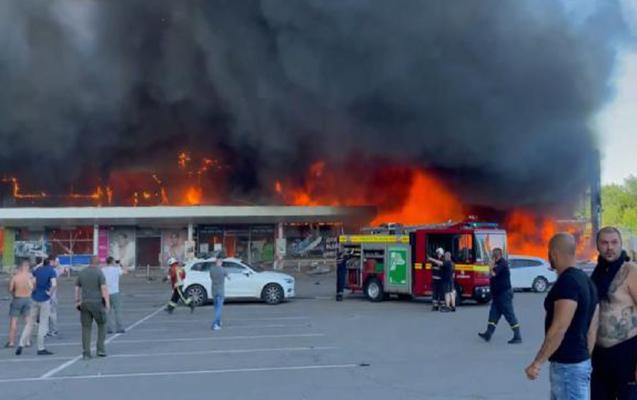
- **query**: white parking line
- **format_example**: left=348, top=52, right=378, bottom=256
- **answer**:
left=0, top=346, right=336, bottom=364
left=127, top=324, right=311, bottom=333
left=0, top=364, right=360, bottom=383
left=46, top=333, right=326, bottom=347
left=146, top=316, right=312, bottom=323
left=39, top=307, right=164, bottom=379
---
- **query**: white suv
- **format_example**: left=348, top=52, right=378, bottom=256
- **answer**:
left=182, top=257, right=296, bottom=306
left=509, top=255, right=557, bottom=293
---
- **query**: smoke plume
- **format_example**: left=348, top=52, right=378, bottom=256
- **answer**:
left=0, top=0, right=631, bottom=211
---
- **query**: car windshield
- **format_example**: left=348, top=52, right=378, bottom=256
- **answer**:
left=475, top=232, right=508, bottom=263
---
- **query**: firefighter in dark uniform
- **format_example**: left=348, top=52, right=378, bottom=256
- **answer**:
left=336, top=250, right=349, bottom=302
left=478, top=248, right=522, bottom=344
left=165, top=258, right=195, bottom=313
left=428, top=248, right=445, bottom=311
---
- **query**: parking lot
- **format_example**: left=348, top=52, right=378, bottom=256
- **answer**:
left=0, top=273, right=551, bottom=399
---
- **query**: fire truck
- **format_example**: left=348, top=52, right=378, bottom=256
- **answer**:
left=339, top=220, right=508, bottom=304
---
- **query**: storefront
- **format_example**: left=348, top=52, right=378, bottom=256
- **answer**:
left=0, top=206, right=375, bottom=271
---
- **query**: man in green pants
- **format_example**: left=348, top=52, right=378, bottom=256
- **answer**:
left=75, top=256, right=110, bottom=359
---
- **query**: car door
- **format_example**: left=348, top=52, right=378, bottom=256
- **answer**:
left=509, top=259, right=527, bottom=289
left=223, top=261, right=252, bottom=297
left=188, top=262, right=212, bottom=295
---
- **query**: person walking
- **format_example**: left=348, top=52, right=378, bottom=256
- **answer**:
left=47, top=258, right=66, bottom=338
left=6, top=260, right=33, bottom=349
left=75, top=256, right=110, bottom=359
left=165, top=258, right=195, bottom=313
left=102, top=257, right=127, bottom=334
left=209, top=254, right=230, bottom=330
left=526, top=233, right=599, bottom=400
left=478, top=248, right=522, bottom=344
left=590, top=227, right=637, bottom=399
left=428, top=248, right=445, bottom=311
left=17, top=254, right=57, bottom=356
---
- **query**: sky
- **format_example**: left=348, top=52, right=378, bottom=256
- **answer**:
left=599, top=0, right=637, bottom=185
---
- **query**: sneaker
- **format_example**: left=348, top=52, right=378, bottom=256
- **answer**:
left=212, top=324, right=221, bottom=331
left=431, top=306, right=439, bottom=312
left=97, top=352, right=107, bottom=357
left=478, top=333, right=491, bottom=343
left=116, top=329, right=126, bottom=334
left=440, top=307, right=451, bottom=313
left=508, top=337, right=523, bottom=345
left=107, top=330, right=114, bottom=334
left=15, top=346, right=22, bottom=356
left=37, top=349, right=53, bottom=356
left=165, top=307, right=174, bottom=314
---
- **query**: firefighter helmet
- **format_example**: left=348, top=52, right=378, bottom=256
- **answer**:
left=167, top=257, right=180, bottom=266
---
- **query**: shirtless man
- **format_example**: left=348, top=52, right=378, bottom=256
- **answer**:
left=590, top=227, right=637, bottom=399
left=6, top=260, right=34, bottom=348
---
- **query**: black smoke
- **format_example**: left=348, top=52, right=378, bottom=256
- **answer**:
left=0, top=0, right=631, bottom=210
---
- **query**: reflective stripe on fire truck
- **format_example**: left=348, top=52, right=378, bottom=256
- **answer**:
left=415, top=263, right=423, bottom=270
left=423, top=264, right=489, bottom=273
left=338, top=235, right=410, bottom=244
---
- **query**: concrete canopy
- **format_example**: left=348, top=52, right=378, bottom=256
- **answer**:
left=0, top=206, right=377, bottom=228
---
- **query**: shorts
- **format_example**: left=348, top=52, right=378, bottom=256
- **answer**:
left=442, top=280, right=455, bottom=294
left=9, top=297, right=32, bottom=318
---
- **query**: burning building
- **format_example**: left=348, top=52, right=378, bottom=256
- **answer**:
left=0, top=1, right=631, bottom=268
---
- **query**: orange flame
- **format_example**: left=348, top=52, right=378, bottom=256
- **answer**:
left=373, top=171, right=466, bottom=225
left=185, top=187, right=202, bottom=205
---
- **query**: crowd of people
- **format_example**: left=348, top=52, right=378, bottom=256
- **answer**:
left=3, top=252, right=230, bottom=360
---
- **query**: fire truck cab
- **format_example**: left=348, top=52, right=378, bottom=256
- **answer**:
left=339, top=221, right=508, bottom=304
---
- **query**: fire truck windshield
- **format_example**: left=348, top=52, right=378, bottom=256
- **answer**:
left=475, top=232, right=508, bottom=263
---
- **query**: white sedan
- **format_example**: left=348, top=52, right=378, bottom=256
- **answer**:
left=182, top=257, right=296, bottom=306
left=509, top=255, right=557, bottom=292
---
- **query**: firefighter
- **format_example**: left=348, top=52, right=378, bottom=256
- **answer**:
left=478, top=248, right=522, bottom=344
left=428, top=248, right=445, bottom=311
left=336, top=250, right=349, bottom=301
left=165, top=258, right=195, bottom=314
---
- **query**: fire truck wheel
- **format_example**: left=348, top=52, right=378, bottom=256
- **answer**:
left=364, top=277, right=385, bottom=302
left=532, top=277, right=549, bottom=293
left=186, top=285, right=208, bottom=307
left=262, top=283, right=285, bottom=305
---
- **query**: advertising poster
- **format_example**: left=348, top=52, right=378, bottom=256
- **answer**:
left=161, top=229, right=187, bottom=266
left=98, top=227, right=109, bottom=263
left=109, top=228, right=136, bottom=269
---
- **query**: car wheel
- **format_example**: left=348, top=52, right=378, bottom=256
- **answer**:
left=185, top=285, right=207, bottom=307
left=262, top=283, right=284, bottom=305
left=364, top=277, right=385, bottom=302
left=532, top=277, right=549, bottom=293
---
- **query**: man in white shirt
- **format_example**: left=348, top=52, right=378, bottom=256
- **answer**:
left=102, top=257, right=127, bottom=334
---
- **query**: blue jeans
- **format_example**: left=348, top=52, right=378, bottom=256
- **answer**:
left=550, top=360, right=592, bottom=400
left=212, top=295, right=225, bottom=327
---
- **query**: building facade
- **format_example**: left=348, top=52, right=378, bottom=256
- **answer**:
left=0, top=206, right=375, bottom=271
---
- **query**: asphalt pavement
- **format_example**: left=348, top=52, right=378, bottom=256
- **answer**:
left=0, top=272, right=552, bottom=399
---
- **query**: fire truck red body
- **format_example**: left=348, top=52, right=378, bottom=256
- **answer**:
left=339, top=221, right=508, bottom=303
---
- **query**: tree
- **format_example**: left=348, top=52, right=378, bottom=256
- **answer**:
left=602, top=176, right=637, bottom=234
